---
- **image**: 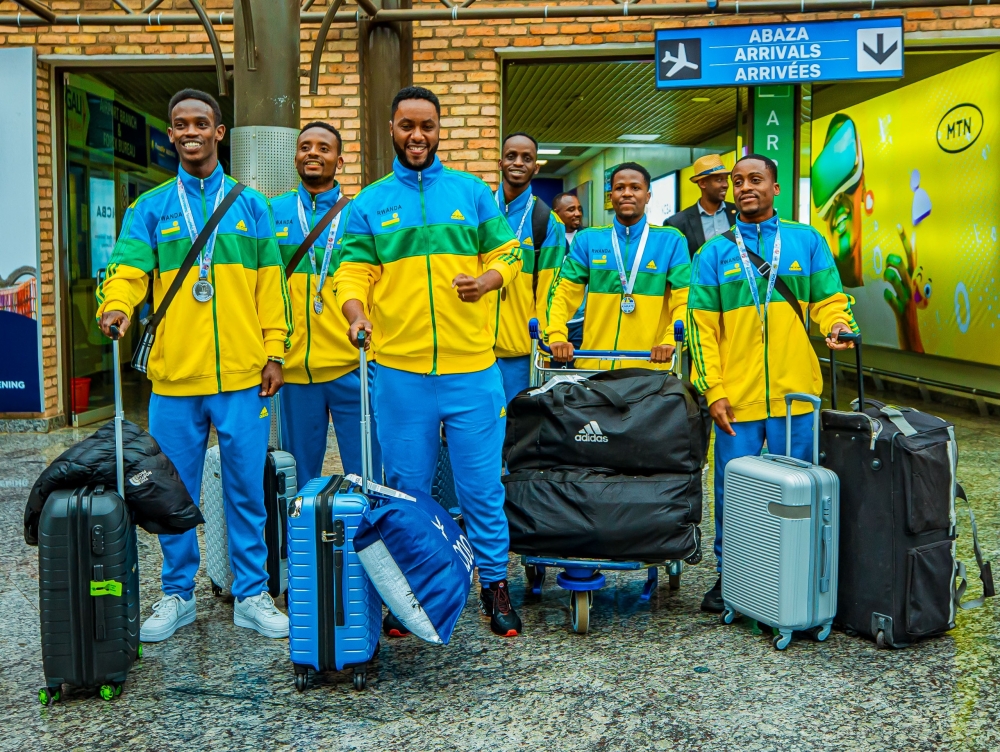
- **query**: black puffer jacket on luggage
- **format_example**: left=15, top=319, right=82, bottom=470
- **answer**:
left=24, top=419, right=203, bottom=544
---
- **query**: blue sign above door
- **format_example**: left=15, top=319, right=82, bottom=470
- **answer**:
left=655, top=17, right=904, bottom=89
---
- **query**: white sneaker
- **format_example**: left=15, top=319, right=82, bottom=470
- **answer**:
left=140, top=594, right=196, bottom=643
left=234, top=591, right=289, bottom=638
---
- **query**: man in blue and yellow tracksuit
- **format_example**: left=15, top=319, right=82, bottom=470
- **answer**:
left=335, top=86, right=525, bottom=637
left=687, top=154, right=857, bottom=613
left=97, top=89, right=292, bottom=643
left=489, top=132, right=566, bottom=403
left=270, top=122, right=382, bottom=482
left=547, top=162, right=690, bottom=370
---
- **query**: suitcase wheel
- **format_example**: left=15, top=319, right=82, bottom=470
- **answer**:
left=807, top=623, right=832, bottom=642
left=772, top=632, right=793, bottom=651
left=38, top=686, right=61, bottom=706
left=98, top=683, right=122, bottom=701
left=353, top=669, right=367, bottom=691
left=668, top=572, right=681, bottom=591
left=570, top=591, right=590, bottom=634
left=875, top=629, right=887, bottom=649
left=720, top=607, right=737, bottom=625
left=137, top=643, right=144, bottom=660
left=212, top=583, right=223, bottom=597
left=294, top=671, right=309, bottom=692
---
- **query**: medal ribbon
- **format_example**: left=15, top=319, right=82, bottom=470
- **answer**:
left=296, top=195, right=342, bottom=300
left=177, top=177, right=226, bottom=281
left=732, top=221, right=782, bottom=322
left=609, top=221, right=650, bottom=298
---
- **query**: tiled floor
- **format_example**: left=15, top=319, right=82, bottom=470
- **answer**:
left=1, top=387, right=998, bottom=751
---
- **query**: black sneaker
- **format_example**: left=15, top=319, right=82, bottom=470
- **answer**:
left=479, top=580, right=522, bottom=637
left=701, top=576, right=724, bottom=613
left=382, top=612, right=411, bottom=638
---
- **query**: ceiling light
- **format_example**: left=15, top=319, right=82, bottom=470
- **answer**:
left=538, top=148, right=561, bottom=155
left=537, top=159, right=549, bottom=166
left=692, top=97, right=711, bottom=102
left=617, top=134, right=659, bottom=142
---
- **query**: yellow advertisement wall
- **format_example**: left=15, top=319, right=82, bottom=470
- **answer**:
left=810, top=53, right=1000, bottom=366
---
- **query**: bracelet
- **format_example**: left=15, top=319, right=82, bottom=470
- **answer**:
left=267, top=356, right=285, bottom=366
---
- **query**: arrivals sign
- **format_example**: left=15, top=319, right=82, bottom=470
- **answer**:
left=654, top=18, right=904, bottom=89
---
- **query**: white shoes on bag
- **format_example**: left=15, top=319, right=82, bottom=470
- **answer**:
left=140, top=594, right=197, bottom=643
left=234, top=591, right=289, bottom=638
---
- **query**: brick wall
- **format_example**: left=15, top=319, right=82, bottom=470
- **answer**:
left=0, top=0, right=985, bottom=421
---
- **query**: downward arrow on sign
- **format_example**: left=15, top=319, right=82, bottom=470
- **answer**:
left=863, top=33, right=898, bottom=65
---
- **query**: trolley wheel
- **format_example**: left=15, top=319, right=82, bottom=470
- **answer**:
left=211, top=583, right=223, bottom=597
left=772, top=633, right=792, bottom=651
left=809, top=624, right=832, bottom=642
left=99, top=684, right=115, bottom=701
left=720, top=608, right=736, bottom=625
left=353, top=670, right=367, bottom=691
left=570, top=590, right=590, bottom=634
left=137, top=643, right=143, bottom=660
left=38, top=686, right=60, bottom=706
left=668, top=573, right=681, bottom=591
left=294, top=672, right=309, bottom=692
left=587, top=590, right=595, bottom=607
left=876, top=629, right=887, bottom=649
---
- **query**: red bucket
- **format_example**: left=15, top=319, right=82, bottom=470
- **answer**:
left=71, top=376, right=91, bottom=413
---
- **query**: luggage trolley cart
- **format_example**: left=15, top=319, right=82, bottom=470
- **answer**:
left=519, top=318, right=698, bottom=634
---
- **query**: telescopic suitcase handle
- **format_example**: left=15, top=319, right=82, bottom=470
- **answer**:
left=784, top=393, right=821, bottom=466
left=357, top=330, right=374, bottom=493
left=109, top=324, right=126, bottom=499
left=828, top=331, right=864, bottom=411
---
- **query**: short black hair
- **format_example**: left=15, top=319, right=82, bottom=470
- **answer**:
left=734, top=153, right=778, bottom=181
left=300, top=121, right=342, bottom=152
left=391, top=86, right=440, bottom=117
left=553, top=192, right=579, bottom=208
left=610, top=161, right=651, bottom=189
left=168, top=88, right=222, bottom=128
left=502, top=132, right=538, bottom=151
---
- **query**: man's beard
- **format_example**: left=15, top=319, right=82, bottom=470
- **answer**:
left=393, top=138, right=438, bottom=171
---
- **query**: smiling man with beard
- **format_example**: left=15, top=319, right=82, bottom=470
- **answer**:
left=334, top=86, right=525, bottom=638
left=269, top=122, right=383, bottom=484
left=96, top=88, right=292, bottom=643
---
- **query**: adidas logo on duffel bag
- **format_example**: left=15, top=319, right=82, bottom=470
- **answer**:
left=575, top=421, right=609, bottom=443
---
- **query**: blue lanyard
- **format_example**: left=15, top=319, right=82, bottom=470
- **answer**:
left=732, top=221, right=781, bottom=322
left=177, top=178, right=226, bottom=281
left=296, top=196, right=341, bottom=296
left=495, top=187, right=535, bottom=243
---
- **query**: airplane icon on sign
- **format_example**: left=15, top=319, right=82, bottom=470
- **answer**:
left=661, top=42, right=699, bottom=77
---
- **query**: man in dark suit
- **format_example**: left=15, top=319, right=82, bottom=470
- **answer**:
left=666, top=154, right=737, bottom=258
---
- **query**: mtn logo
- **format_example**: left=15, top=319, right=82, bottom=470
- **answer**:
left=575, top=420, right=608, bottom=443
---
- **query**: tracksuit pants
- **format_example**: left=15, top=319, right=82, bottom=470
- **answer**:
left=279, top=365, right=383, bottom=483
left=373, top=363, right=510, bottom=585
left=148, top=386, right=270, bottom=601
left=496, top=355, right=530, bottom=406
left=713, top=413, right=814, bottom=572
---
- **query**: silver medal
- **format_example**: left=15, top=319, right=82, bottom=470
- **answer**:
left=620, top=295, right=636, bottom=314
left=313, top=295, right=324, bottom=315
left=192, top=279, right=214, bottom=302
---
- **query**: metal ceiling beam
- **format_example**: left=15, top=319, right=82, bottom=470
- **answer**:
left=309, top=0, right=347, bottom=95
left=2, top=1, right=998, bottom=26
left=187, top=0, right=228, bottom=96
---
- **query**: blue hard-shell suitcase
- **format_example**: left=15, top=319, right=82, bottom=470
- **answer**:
left=287, top=474, right=381, bottom=690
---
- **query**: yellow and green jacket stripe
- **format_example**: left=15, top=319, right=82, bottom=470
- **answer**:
left=271, top=182, right=361, bottom=385
left=488, top=187, right=566, bottom=357
left=95, top=164, right=291, bottom=397
left=687, top=214, right=858, bottom=422
left=334, top=157, right=521, bottom=375
left=546, top=215, right=690, bottom=371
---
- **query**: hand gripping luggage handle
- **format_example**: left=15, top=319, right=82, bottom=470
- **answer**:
left=109, top=324, right=125, bottom=499
left=784, top=393, right=821, bottom=465
left=828, top=331, right=864, bottom=411
left=357, top=331, right=374, bottom=493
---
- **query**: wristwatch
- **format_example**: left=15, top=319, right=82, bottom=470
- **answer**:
left=267, top=356, right=285, bottom=366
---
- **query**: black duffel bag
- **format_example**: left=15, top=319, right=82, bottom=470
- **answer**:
left=504, top=368, right=710, bottom=475
left=503, top=467, right=702, bottom=562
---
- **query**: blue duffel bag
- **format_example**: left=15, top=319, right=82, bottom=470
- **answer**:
left=355, top=489, right=474, bottom=645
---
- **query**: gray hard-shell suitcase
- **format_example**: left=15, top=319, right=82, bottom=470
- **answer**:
left=202, top=396, right=296, bottom=598
left=37, top=329, right=140, bottom=704
left=720, top=394, right=840, bottom=650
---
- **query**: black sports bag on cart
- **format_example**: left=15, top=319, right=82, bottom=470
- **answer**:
left=819, top=333, right=994, bottom=648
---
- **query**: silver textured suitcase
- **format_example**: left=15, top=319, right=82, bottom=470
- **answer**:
left=202, top=396, right=296, bottom=598
left=720, top=394, right=840, bottom=650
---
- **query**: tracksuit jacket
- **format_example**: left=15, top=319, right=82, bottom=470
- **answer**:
left=96, top=163, right=291, bottom=396
left=270, top=182, right=357, bottom=385
left=489, top=187, right=566, bottom=358
left=546, top=215, right=690, bottom=370
left=334, top=156, right=522, bottom=374
left=687, top=214, right=858, bottom=422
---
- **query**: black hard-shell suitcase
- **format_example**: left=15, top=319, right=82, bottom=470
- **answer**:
left=819, top=333, right=993, bottom=648
left=38, top=328, right=140, bottom=704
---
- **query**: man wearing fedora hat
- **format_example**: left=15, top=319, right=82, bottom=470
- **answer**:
left=666, top=154, right=737, bottom=258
